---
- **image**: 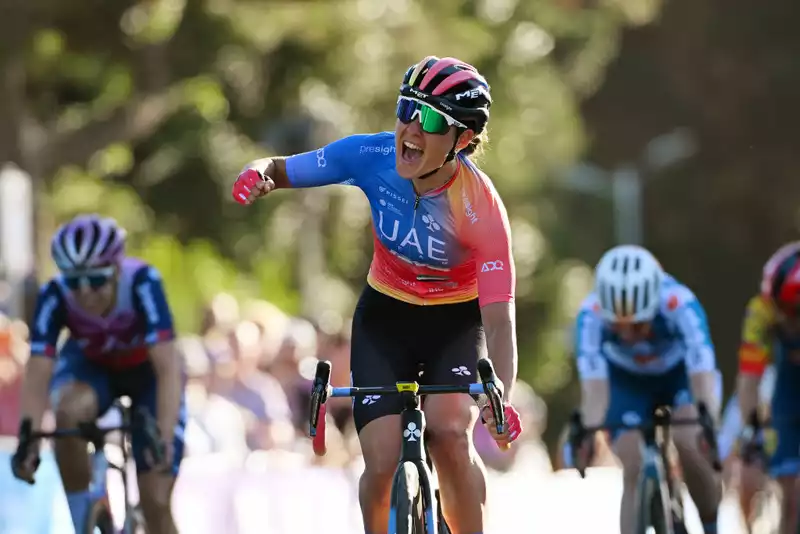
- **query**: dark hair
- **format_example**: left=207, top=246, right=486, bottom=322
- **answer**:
left=459, top=128, right=488, bottom=161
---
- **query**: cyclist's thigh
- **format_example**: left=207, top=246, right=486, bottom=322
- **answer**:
left=657, top=360, right=693, bottom=410
left=350, top=286, right=419, bottom=435
left=422, top=298, right=485, bottom=387
left=660, top=362, right=698, bottom=442
left=421, top=299, right=484, bottom=431
left=50, top=340, right=113, bottom=417
left=605, top=363, right=658, bottom=437
left=127, top=361, right=186, bottom=476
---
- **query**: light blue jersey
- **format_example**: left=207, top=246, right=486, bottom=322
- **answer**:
left=574, top=275, right=717, bottom=379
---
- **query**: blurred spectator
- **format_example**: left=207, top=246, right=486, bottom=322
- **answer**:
left=180, top=335, right=249, bottom=457
left=242, top=299, right=290, bottom=365
left=315, top=321, right=353, bottom=434
left=218, top=321, right=295, bottom=450
left=200, top=292, right=240, bottom=338
left=0, top=316, right=29, bottom=436
left=263, top=318, right=318, bottom=431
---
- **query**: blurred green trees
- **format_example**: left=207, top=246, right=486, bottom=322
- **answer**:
left=2, top=0, right=798, bottom=449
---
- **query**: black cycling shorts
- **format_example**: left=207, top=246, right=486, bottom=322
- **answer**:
left=350, top=285, right=486, bottom=433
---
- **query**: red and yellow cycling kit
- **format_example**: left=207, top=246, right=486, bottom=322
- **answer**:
left=738, top=295, right=777, bottom=377
left=738, top=294, right=800, bottom=476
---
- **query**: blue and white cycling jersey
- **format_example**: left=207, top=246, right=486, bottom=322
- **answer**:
left=574, top=274, right=717, bottom=379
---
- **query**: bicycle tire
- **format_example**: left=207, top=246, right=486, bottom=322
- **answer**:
left=130, top=505, right=149, bottom=534
left=390, top=461, right=424, bottom=534
left=636, top=475, right=672, bottom=534
left=85, top=500, right=115, bottom=534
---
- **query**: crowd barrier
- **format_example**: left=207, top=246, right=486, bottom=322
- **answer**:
left=0, top=438, right=748, bottom=533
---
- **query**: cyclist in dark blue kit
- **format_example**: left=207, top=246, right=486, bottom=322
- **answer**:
left=11, top=214, right=185, bottom=534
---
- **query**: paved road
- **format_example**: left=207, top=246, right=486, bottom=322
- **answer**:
left=0, top=440, right=760, bottom=533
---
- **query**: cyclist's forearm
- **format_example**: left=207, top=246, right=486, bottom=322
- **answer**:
left=149, top=341, right=183, bottom=439
left=580, top=379, right=609, bottom=428
left=19, top=356, right=55, bottom=430
left=245, top=157, right=291, bottom=189
left=481, top=302, right=518, bottom=401
left=737, top=372, right=761, bottom=423
left=690, top=370, right=721, bottom=423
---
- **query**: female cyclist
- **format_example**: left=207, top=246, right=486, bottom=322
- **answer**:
left=12, top=215, right=184, bottom=534
left=737, top=242, right=800, bottom=534
left=232, top=56, right=523, bottom=534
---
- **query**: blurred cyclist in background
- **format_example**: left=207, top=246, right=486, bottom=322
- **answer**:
left=736, top=242, right=800, bottom=534
left=233, top=55, right=523, bottom=534
left=573, top=245, right=722, bottom=534
left=11, top=214, right=184, bottom=534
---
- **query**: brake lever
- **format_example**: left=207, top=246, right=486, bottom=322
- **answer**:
left=567, top=410, right=588, bottom=479
left=14, top=418, right=39, bottom=485
left=476, top=358, right=505, bottom=435
left=309, top=360, right=332, bottom=437
left=741, top=410, right=765, bottom=466
left=135, top=407, right=165, bottom=467
left=697, top=402, right=721, bottom=472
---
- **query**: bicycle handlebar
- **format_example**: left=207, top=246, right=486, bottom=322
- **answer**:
left=736, top=410, right=799, bottom=466
left=567, top=402, right=721, bottom=478
left=308, top=357, right=507, bottom=456
left=16, top=406, right=165, bottom=484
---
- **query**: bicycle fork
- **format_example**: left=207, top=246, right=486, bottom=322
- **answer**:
left=389, top=391, right=439, bottom=534
left=86, top=445, right=113, bottom=528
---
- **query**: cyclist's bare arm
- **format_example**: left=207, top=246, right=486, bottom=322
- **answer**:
left=690, top=371, right=721, bottom=421
left=580, top=379, right=609, bottom=428
left=149, top=341, right=183, bottom=441
left=481, top=302, right=518, bottom=400
left=19, top=357, right=55, bottom=430
left=244, top=157, right=291, bottom=189
left=737, top=297, right=771, bottom=420
left=574, top=305, right=609, bottom=428
left=737, top=373, right=761, bottom=423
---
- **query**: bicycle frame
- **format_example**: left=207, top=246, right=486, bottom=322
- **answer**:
left=99, top=398, right=138, bottom=534
left=638, top=406, right=681, bottom=534
left=309, top=358, right=505, bottom=534
left=389, top=389, right=438, bottom=532
left=568, top=403, right=721, bottom=534
left=19, top=399, right=161, bottom=534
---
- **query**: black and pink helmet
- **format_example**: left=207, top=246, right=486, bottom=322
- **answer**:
left=399, top=56, right=492, bottom=134
left=51, top=214, right=127, bottom=271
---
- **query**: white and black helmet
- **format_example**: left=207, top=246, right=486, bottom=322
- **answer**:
left=594, top=245, right=664, bottom=323
left=51, top=214, right=127, bottom=272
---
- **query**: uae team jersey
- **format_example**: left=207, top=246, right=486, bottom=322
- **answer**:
left=573, top=274, right=717, bottom=378
left=285, top=132, right=514, bottom=306
left=30, top=258, right=175, bottom=368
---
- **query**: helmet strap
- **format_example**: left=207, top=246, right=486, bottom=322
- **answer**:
left=416, top=130, right=462, bottom=181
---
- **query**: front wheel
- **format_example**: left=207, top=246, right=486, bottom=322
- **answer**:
left=390, top=461, right=424, bottom=534
left=636, top=473, right=673, bottom=534
left=85, top=499, right=115, bottom=534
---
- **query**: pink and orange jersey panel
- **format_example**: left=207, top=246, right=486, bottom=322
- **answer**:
left=285, top=132, right=514, bottom=306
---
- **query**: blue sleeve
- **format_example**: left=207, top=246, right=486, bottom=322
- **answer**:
left=131, top=266, right=176, bottom=345
left=29, top=281, right=67, bottom=358
left=573, top=306, right=608, bottom=381
left=284, top=134, right=378, bottom=188
left=671, top=294, right=717, bottom=374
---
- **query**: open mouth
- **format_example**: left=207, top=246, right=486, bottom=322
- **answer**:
left=401, top=140, right=424, bottom=164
